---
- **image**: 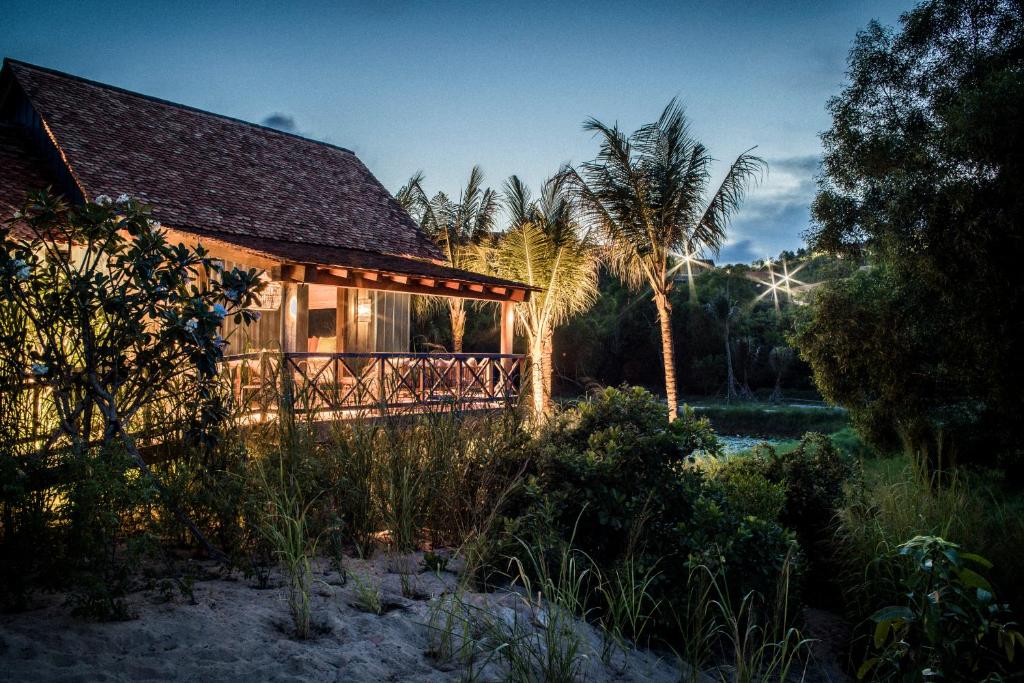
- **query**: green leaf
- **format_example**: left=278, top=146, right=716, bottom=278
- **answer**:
left=957, top=567, right=992, bottom=592
left=857, top=658, right=878, bottom=680
left=874, top=619, right=892, bottom=649
left=871, top=605, right=914, bottom=624
left=960, top=552, right=993, bottom=569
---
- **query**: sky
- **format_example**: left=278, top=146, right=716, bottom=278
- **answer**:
left=2, top=0, right=911, bottom=264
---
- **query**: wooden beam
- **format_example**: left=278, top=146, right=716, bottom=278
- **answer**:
left=419, top=278, right=435, bottom=287
left=468, top=283, right=484, bottom=293
left=359, top=271, right=379, bottom=281
left=490, top=286, right=507, bottom=296
left=328, top=267, right=349, bottom=279
left=164, top=229, right=281, bottom=270
left=510, top=288, right=527, bottom=302
left=282, top=264, right=318, bottom=283
left=444, top=281, right=461, bottom=291
left=388, top=274, right=409, bottom=284
left=311, top=269, right=525, bottom=303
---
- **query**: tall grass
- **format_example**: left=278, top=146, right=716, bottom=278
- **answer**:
left=597, top=556, right=661, bottom=663
left=318, top=407, right=526, bottom=558
left=710, top=547, right=810, bottom=683
left=326, top=420, right=377, bottom=557
left=836, top=458, right=1024, bottom=637
left=670, top=547, right=810, bottom=683
left=250, top=455, right=320, bottom=639
left=479, top=532, right=594, bottom=683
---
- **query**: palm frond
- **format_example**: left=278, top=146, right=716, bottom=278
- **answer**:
left=694, top=148, right=767, bottom=256
left=395, top=171, right=428, bottom=217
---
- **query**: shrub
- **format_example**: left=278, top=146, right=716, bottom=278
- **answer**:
left=729, top=432, right=855, bottom=606
left=525, top=386, right=719, bottom=565
left=860, top=536, right=1022, bottom=682
left=835, top=460, right=1024, bottom=655
left=513, top=386, right=798, bottom=640
left=705, top=457, right=786, bottom=522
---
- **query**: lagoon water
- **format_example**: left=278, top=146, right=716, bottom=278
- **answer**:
left=717, top=434, right=785, bottom=455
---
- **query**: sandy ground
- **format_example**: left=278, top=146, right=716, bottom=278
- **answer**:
left=0, top=552, right=691, bottom=682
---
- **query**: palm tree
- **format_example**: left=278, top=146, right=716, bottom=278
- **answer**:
left=706, top=292, right=742, bottom=403
left=569, top=100, right=765, bottom=421
left=397, top=167, right=498, bottom=352
left=492, top=174, right=599, bottom=417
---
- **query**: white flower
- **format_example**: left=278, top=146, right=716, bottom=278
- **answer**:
left=94, top=194, right=112, bottom=206
left=116, top=193, right=131, bottom=204
left=147, top=218, right=162, bottom=231
left=212, top=303, right=227, bottom=319
left=31, top=363, right=48, bottom=376
left=12, top=210, right=22, bottom=220
left=184, top=318, right=198, bottom=332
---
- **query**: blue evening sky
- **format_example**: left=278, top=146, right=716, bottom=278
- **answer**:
left=2, top=0, right=910, bottom=263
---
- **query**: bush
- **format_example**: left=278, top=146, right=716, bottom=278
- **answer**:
left=704, top=457, right=786, bottom=522
left=860, top=536, right=1022, bottom=682
left=722, top=432, right=855, bottom=606
left=513, top=386, right=798, bottom=639
left=835, top=459, right=1024, bottom=650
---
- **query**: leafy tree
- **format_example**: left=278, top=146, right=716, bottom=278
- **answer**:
left=570, top=100, right=765, bottom=420
left=397, top=167, right=498, bottom=352
left=491, top=175, right=599, bottom=416
left=0, top=190, right=261, bottom=556
left=798, top=0, right=1024, bottom=475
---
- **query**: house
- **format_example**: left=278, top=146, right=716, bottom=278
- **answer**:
left=0, top=58, right=530, bottom=416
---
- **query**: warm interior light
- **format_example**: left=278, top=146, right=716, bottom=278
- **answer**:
left=357, top=296, right=372, bottom=322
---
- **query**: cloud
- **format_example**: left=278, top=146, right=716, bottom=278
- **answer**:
left=716, top=154, right=820, bottom=264
left=261, top=113, right=297, bottom=132
left=718, top=239, right=762, bottom=265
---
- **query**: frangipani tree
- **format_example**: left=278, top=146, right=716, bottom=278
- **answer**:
left=0, top=189, right=261, bottom=557
left=397, top=167, right=498, bottom=352
left=570, top=100, right=765, bottom=421
left=493, top=175, right=598, bottom=417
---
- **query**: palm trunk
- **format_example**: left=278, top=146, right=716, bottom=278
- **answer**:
left=724, top=320, right=738, bottom=403
left=530, top=336, right=545, bottom=419
left=654, top=293, right=679, bottom=422
left=542, top=328, right=553, bottom=413
left=449, top=301, right=466, bottom=353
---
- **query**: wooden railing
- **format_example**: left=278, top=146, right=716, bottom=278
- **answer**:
left=223, top=351, right=524, bottom=419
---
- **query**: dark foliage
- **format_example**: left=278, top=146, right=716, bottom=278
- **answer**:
left=799, top=0, right=1024, bottom=477
left=512, top=386, right=800, bottom=634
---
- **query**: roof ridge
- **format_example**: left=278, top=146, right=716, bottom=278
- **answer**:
left=2, top=57, right=355, bottom=155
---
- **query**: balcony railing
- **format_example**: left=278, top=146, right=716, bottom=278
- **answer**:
left=223, top=351, right=524, bottom=419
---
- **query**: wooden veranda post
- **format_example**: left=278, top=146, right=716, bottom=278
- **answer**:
left=500, top=300, right=515, bottom=393
left=282, top=283, right=309, bottom=353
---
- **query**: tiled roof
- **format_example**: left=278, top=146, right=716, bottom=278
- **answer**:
left=0, top=123, right=56, bottom=236
left=4, top=59, right=443, bottom=263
